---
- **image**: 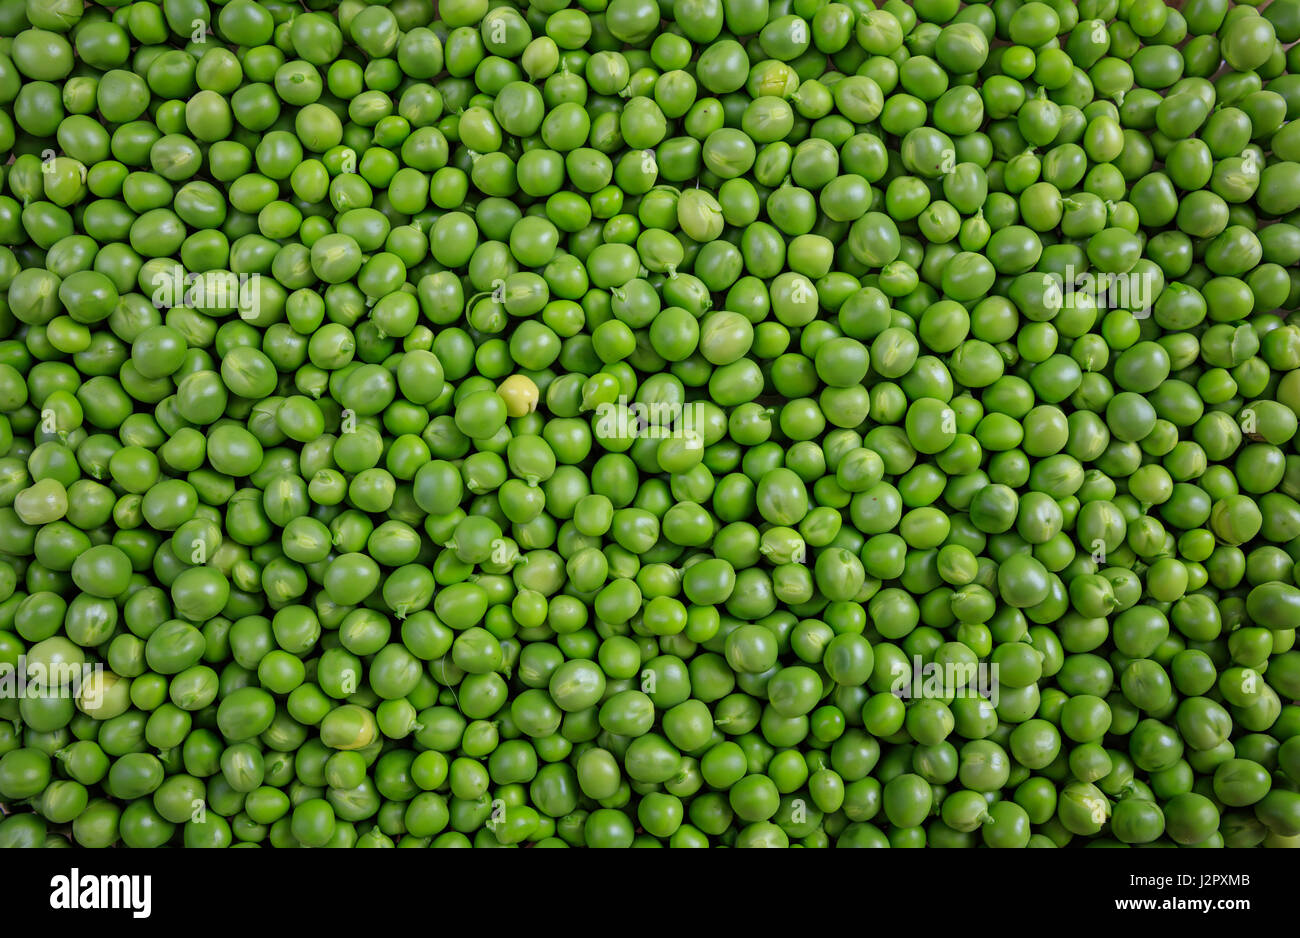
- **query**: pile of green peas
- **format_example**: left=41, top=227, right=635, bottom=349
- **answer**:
left=1, top=0, right=1300, bottom=849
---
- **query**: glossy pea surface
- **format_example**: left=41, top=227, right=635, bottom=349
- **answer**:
left=0, top=0, right=1299, bottom=853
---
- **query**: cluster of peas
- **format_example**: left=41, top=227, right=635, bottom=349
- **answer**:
left=0, top=0, right=1299, bottom=849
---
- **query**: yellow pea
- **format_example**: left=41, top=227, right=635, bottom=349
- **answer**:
left=497, top=374, right=540, bottom=417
